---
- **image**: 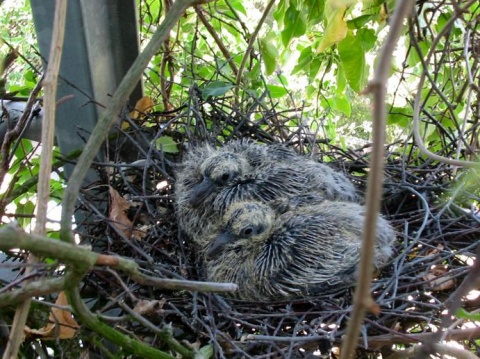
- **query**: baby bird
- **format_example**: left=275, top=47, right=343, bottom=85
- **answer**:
left=205, top=200, right=395, bottom=301
left=175, top=141, right=360, bottom=243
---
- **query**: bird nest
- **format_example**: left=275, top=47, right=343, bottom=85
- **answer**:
left=74, top=93, right=479, bottom=358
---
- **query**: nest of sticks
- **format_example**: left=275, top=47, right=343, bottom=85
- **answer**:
left=63, top=91, right=480, bottom=358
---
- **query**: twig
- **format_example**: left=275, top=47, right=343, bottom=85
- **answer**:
left=0, top=277, right=66, bottom=308
left=235, top=0, right=276, bottom=89
left=195, top=6, right=239, bottom=77
left=118, top=302, right=195, bottom=358
left=386, top=342, right=480, bottom=359
left=366, top=327, right=480, bottom=350
left=0, top=76, right=43, bottom=187
left=3, top=1, right=67, bottom=358
left=339, top=1, right=416, bottom=358
left=0, top=224, right=237, bottom=297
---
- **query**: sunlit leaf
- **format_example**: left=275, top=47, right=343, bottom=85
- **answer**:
left=273, top=0, right=288, bottom=24
left=260, top=36, right=278, bottom=76
left=347, top=14, right=376, bottom=29
left=333, top=95, right=351, bottom=116
left=306, top=0, right=325, bottom=26
left=387, top=106, right=413, bottom=128
left=226, top=0, right=246, bottom=15
left=316, top=0, right=352, bottom=53
left=337, top=31, right=368, bottom=92
left=357, top=28, right=377, bottom=51
left=267, top=85, right=288, bottom=98
left=292, top=46, right=313, bottom=75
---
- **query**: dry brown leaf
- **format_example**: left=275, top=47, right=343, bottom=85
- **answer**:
left=109, top=186, right=145, bottom=240
left=129, top=96, right=155, bottom=121
left=423, top=265, right=456, bottom=291
left=426, top=243, right=445, bottom=256
left=25, top=292, right=79, bottom=340
left=365, top=295, right=381, bottom=316
left=133, top=298, right=166, bottom=316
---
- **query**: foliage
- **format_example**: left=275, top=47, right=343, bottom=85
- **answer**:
left=0, top=0, right=40, bottom=94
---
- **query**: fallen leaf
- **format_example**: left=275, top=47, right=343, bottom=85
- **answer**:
left=109, top=187, right=145, bottom=240
left=133, top=298, right=166, bottom=316
left=129, top=96, right=155, bottom=121
left=25, top=292, right=79, bottom=339
left=423, top=265, right=456, bottom=291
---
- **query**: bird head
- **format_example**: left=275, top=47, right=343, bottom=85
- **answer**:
left=189, top=152, right=251, bottom=206
left=206, top=201, right=274, bottom=258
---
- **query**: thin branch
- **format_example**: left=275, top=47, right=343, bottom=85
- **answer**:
left=195, top=6, right=239, bottom=77
left=386, top=342, right=480, bottom=359
left=367, top=327, right=480, bottom=350
left=235, top=0, right=276, bottom=88
left=0, top=224, right=237, bottom=298
left=0, top=77, right=43, bottom=187
left=340, top=1, right=416, bottom=358
left=3, top=1, right=67, bottom=358
left=0, top=277, right=67, bottom=308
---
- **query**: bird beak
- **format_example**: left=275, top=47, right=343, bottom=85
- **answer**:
left=206, top=232, right=234, bottom=259
left=189, top=177, right=216, bottom=207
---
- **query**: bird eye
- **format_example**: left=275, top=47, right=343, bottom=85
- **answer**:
left=240, top=225, right=264, bottom=238
left=221, top=172, right=231, bottom=182
left=243, top=227, right=253, bottom=236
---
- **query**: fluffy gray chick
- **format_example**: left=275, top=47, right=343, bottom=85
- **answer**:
left=205, top=200, right=395, bottom=301
left=175, top=141, right=359, bottom=244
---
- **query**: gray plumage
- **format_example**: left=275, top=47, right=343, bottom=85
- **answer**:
left=174, top=140, right=360, bottom=244
left=205, top=200, right=395, bottom=301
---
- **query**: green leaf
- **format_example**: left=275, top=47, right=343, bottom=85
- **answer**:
left=267, top=85, right=288, bottom=98
left=347, top=14, right=376, bottom=29
left=333, top=95, right=351, bottom=116
left=336, top=65, right=347, bottom=94
left=227, top=0, right=246, bottom=16
left=155, top=136, right=179, bottom=153
left=337, top=31, right=368, bottom=92
left=16, top=200, right=35, bottom=228
left=292, top=46, right=313, bottom=75
left=259, top=37, right=278, bottom=76
left=202, top=81, right=234, bottom=98
left=305, top=0, right=325, bottom=26
left=308, top=56, right=323, bottom=81
left=357, top=28, right=377, bottom=52
left=195, top=344, right=214, bottom=359
left=273, top=0, right=287, bottom=24
left=406, top=40, right=429, bottom=67
left=456, top=308, right=480, bottom=321
left=281, top=4, right=307, bottom=47
left=387, top=106, right=413, bottom=128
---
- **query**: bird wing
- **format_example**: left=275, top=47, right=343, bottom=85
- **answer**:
left=255, top=213, right=362, bottom=297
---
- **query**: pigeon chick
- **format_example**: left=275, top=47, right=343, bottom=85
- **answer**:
left=205, top=200, right=395, bottom=301
left=175, top=143, right=360, bottom=244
